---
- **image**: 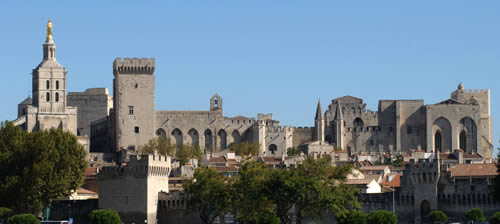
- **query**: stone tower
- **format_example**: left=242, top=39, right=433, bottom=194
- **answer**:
left=334, top=102, right=344, bottom=150
left=113, top=58, right=156, bottom=152
left=314, top=99, right=325, bottom=142
left=210, top=93, right=223, bottom=113
left=13, top=20, right=77, bottom=134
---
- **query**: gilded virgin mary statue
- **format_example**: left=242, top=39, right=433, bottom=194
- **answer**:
left=46, top=19, right=53, bottom=42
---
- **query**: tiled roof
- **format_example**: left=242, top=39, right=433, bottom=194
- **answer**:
left=448, top=164, right=497, bottom=177
left=208, top=157, right=226, bottom=163
left=77, top=188, right=97, bottom=195
left=383, top=174, right=402, bottom=188
left=463, top=153, right=483, bottom=159
left=261, top=157, right=283, bottom=164
left=439, top=153, right=456, bottom=160
left=85, top=167, right=97, bottom=177
left=360, top=165, right=388, bottom=171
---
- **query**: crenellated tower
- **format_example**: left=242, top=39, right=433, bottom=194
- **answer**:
left=113, top=58, right=156, bottom=152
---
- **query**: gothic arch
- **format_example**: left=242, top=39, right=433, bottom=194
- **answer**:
left=156, top=128, right=167, bottom=139
left=433, top=117, right=452, bottom=152
left=218, top=129, right=227, bottom=150
left=205, top=129, right=213, bottom=152
left=420, top=200, right=431, bottom=218
left=459, top=117, right=477, bottom=153
left=188, top=128, right=199, bottom=148
left=268, top=144, right=278, bottom=155
left=171, top=128, right=183, bottom=148
left=232, top=130, right=241, bottom=145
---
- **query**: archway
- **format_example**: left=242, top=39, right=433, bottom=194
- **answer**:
left=171, top=128, right=183, bottom=148
left=433, top=117, right=451, bottom=152
left=268, top=144, right=278, bottom=155
left=459, top=117, right=477, bottom=153
left=188, top=129, right=199, bottom=148
left=232, top=130, right=241, bottom=145
left=420, top=200, right=431, bottom=219
left=205, top=129, right=213, bottom=152
left=156, top=128, right=166, bottom=140
left=218, top=129, right=227, bottom=150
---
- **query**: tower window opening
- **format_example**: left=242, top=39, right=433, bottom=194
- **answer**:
left=46, top=92, right=50, bottom=102
left=135, top=126, right=140, bottom=133
left=55, top=92, right=59, bottom=102
left=129, top=106, right=134, bottom=115
left=56, top=81, right=59, bottom=89
left=407, top=126, right=412, bottom=134
left=46, top=80, right=50, bottom=89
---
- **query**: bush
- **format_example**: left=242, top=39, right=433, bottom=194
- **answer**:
left=88, top=209, right=121, bottom=224
left=337, top=210, right=367, bottom=224
left=367, top=210, right=397, bottom=224
left=428, top=211, right=447, bottom=224
left=7, top=214, right=39, bottom=224
left=466, top=208, right=485, bottom=223
left=489, top=212, right=500, bottom=224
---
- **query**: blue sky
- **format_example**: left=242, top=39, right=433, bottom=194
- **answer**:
left=1, top=1, right=499, bottom=151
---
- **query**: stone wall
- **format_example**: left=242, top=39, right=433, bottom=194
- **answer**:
left=68, top=88, right=112, bottom=137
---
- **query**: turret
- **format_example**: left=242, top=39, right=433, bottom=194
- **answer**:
left=334, top=102, right=344, bottom=149
left=314, top=99, right=325, bottom=142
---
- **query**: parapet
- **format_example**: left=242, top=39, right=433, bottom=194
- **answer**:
left=113, top=58, right=155, bottom=76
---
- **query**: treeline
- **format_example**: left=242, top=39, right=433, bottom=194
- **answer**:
left=183, top=158, right=361, bottom=224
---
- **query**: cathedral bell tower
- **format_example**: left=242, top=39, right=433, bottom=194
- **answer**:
left=32, top=19, right=67, bottom=113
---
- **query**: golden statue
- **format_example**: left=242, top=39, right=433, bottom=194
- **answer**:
left=46, top=19, right=53, bottom=42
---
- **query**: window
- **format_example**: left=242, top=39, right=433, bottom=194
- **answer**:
left=407, top=126, right=412, bottom=134
left=135, top=83, right=138, bottom=88
left=56, top=81, right=59, bottom=89
left=46, top=92, right=50, bottom=102
left=55, top=92, right=59, bottom=102
left=135, top=126, right=140, bottom=133
left=46, top=80, right=50, bottom=89
left=129, top=106, right=134, bottom=115
left=370, top=140, right=374, bottom=146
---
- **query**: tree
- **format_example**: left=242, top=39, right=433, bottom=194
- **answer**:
left=489, top=211, right=500, bottom=224
left=428, top=211, right=447, bottom=224
left=176, top=144, right=203, bottom=166
left=233, top=161, right=276, bottom=224
left=336, top=210, right=367, bottom=224
left=286, top=147, right=301, bottom=156
left=0, top=207, right=13, bottom=224
left=466, top=208, right=485, bottom=223
left=492, top=144, right=500, bottom=201
left=366, top=210, right=397, bottom=224
left=88, top=209, right=121, bottom=224
left=141, top=137, right=174, bottom=156
left=230, top=142, right=259, bottom=157
left=184, top=167, right=232, bottom=224
left=6, top=214, right=39, bottom=224
left=0, top=122, right=88, bottom=214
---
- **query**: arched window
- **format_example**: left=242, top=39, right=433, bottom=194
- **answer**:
left=205, top=129, right=213, bottom=152
left=56, top=81, right=59, bottom=90
left=353, top=118, right=364, bottom=127
left=46, top=80, right=50, bottom=89
left=351, top=107, right=356, bottom=114
left=46, top=92, right=50, bottom=102
left=268, top=144, right=278, bottom=154
left=55, top=92, right=59, bottom=102
left=460, top=131, right=467, bottom=151
left=171, top=129, right=183, bottom=148
left=435, top=132, right=442, bottom=152
left=156, top=129, right=167, bottom=139
left=218, top=129, right=227, bottom=150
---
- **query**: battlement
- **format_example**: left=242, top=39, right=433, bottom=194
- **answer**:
left=98, top=154, right=171, bottom=180
left=113, top=58, right=155, bottom=75
left=464, top=89, right=489, bottom=94
left=266, top=126, right=293, bottom=133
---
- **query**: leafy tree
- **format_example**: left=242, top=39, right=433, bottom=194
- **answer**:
left=230, top=142, right=259, bottom=157
left=366, top=210, right=397, bottom=224
left=6, top=214, right=39, bottom=224
left=264, top=158, right=359, bottom=224
left=141, top=137, right=174, bottom=156
left=336, top=210, right=367, bottom=224
left=492, top=144, right=500, bottom=201
left=286, top=147, right=301, bottom=156
left=176, top=144, right=203, bottom=166
left=0, top=207, right=13, bottom=224
left=184, top=167, right=232, bottom=224
left=233, top=161, right=275, bottom=224
left=428, top=211, right=447, bottom=224
left=466, top=208, right=485, bottom=223
left=0, top=122, right=88, bottom=214
left=88, top=209, right=121, bottom=224
left=489, top=211, right=500, bottom=224
left=389, top=155, right=404, bottom=167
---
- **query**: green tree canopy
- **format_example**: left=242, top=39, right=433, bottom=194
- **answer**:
left=336, top=210, right=367, bottom=224
left=6, top=214, right=39, bottom=224
left=466, top=208, right=485, bottom=223
left=366, top=210, right=397, bottom=224
left=489, top=211, right=500, bottom=224
left=230, top=142, right=259, bottom=157
left=428, top=211, right=447, bottom=224
left=492, top=146, right=500, bottom=201
left=184, top=167, right=232, bottom=224
left=141, top=137, right=174, bottom=156
left=88, top=209, right=121, bottom=224
left=176, top=144, right=203, bottom=166
left=0, top=207, right=13, bottom=217
left=0, top=122, right=88, bottom=214
left=286, top=147, right=301, bottom=156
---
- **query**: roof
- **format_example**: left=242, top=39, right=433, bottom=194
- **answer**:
left=208, top=157, right=227, bottom=163
left=383, top=174, right=402, bottom=188
left=19, top=97, right=32, bottom=105
left=439, top=153, right=456, bottom=160
left=346, top=174, right=381, bottom=185
left=360, top=165, right=389, bottom=171
left=77, top=188, right=97, bottom=195
left=463, top=153, right=483, bottom=159
left=260, top=157, right=283, bottom=164
left=85, top=167, right=97, bottom=177
left=448, top=163, right=497, bottom=177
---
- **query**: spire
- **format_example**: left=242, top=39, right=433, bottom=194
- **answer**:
left=315, top=99, right=323, bottom=120
left=42, top=19, right=56, bottom=61
left=334, top=102, right=343, bottom=120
